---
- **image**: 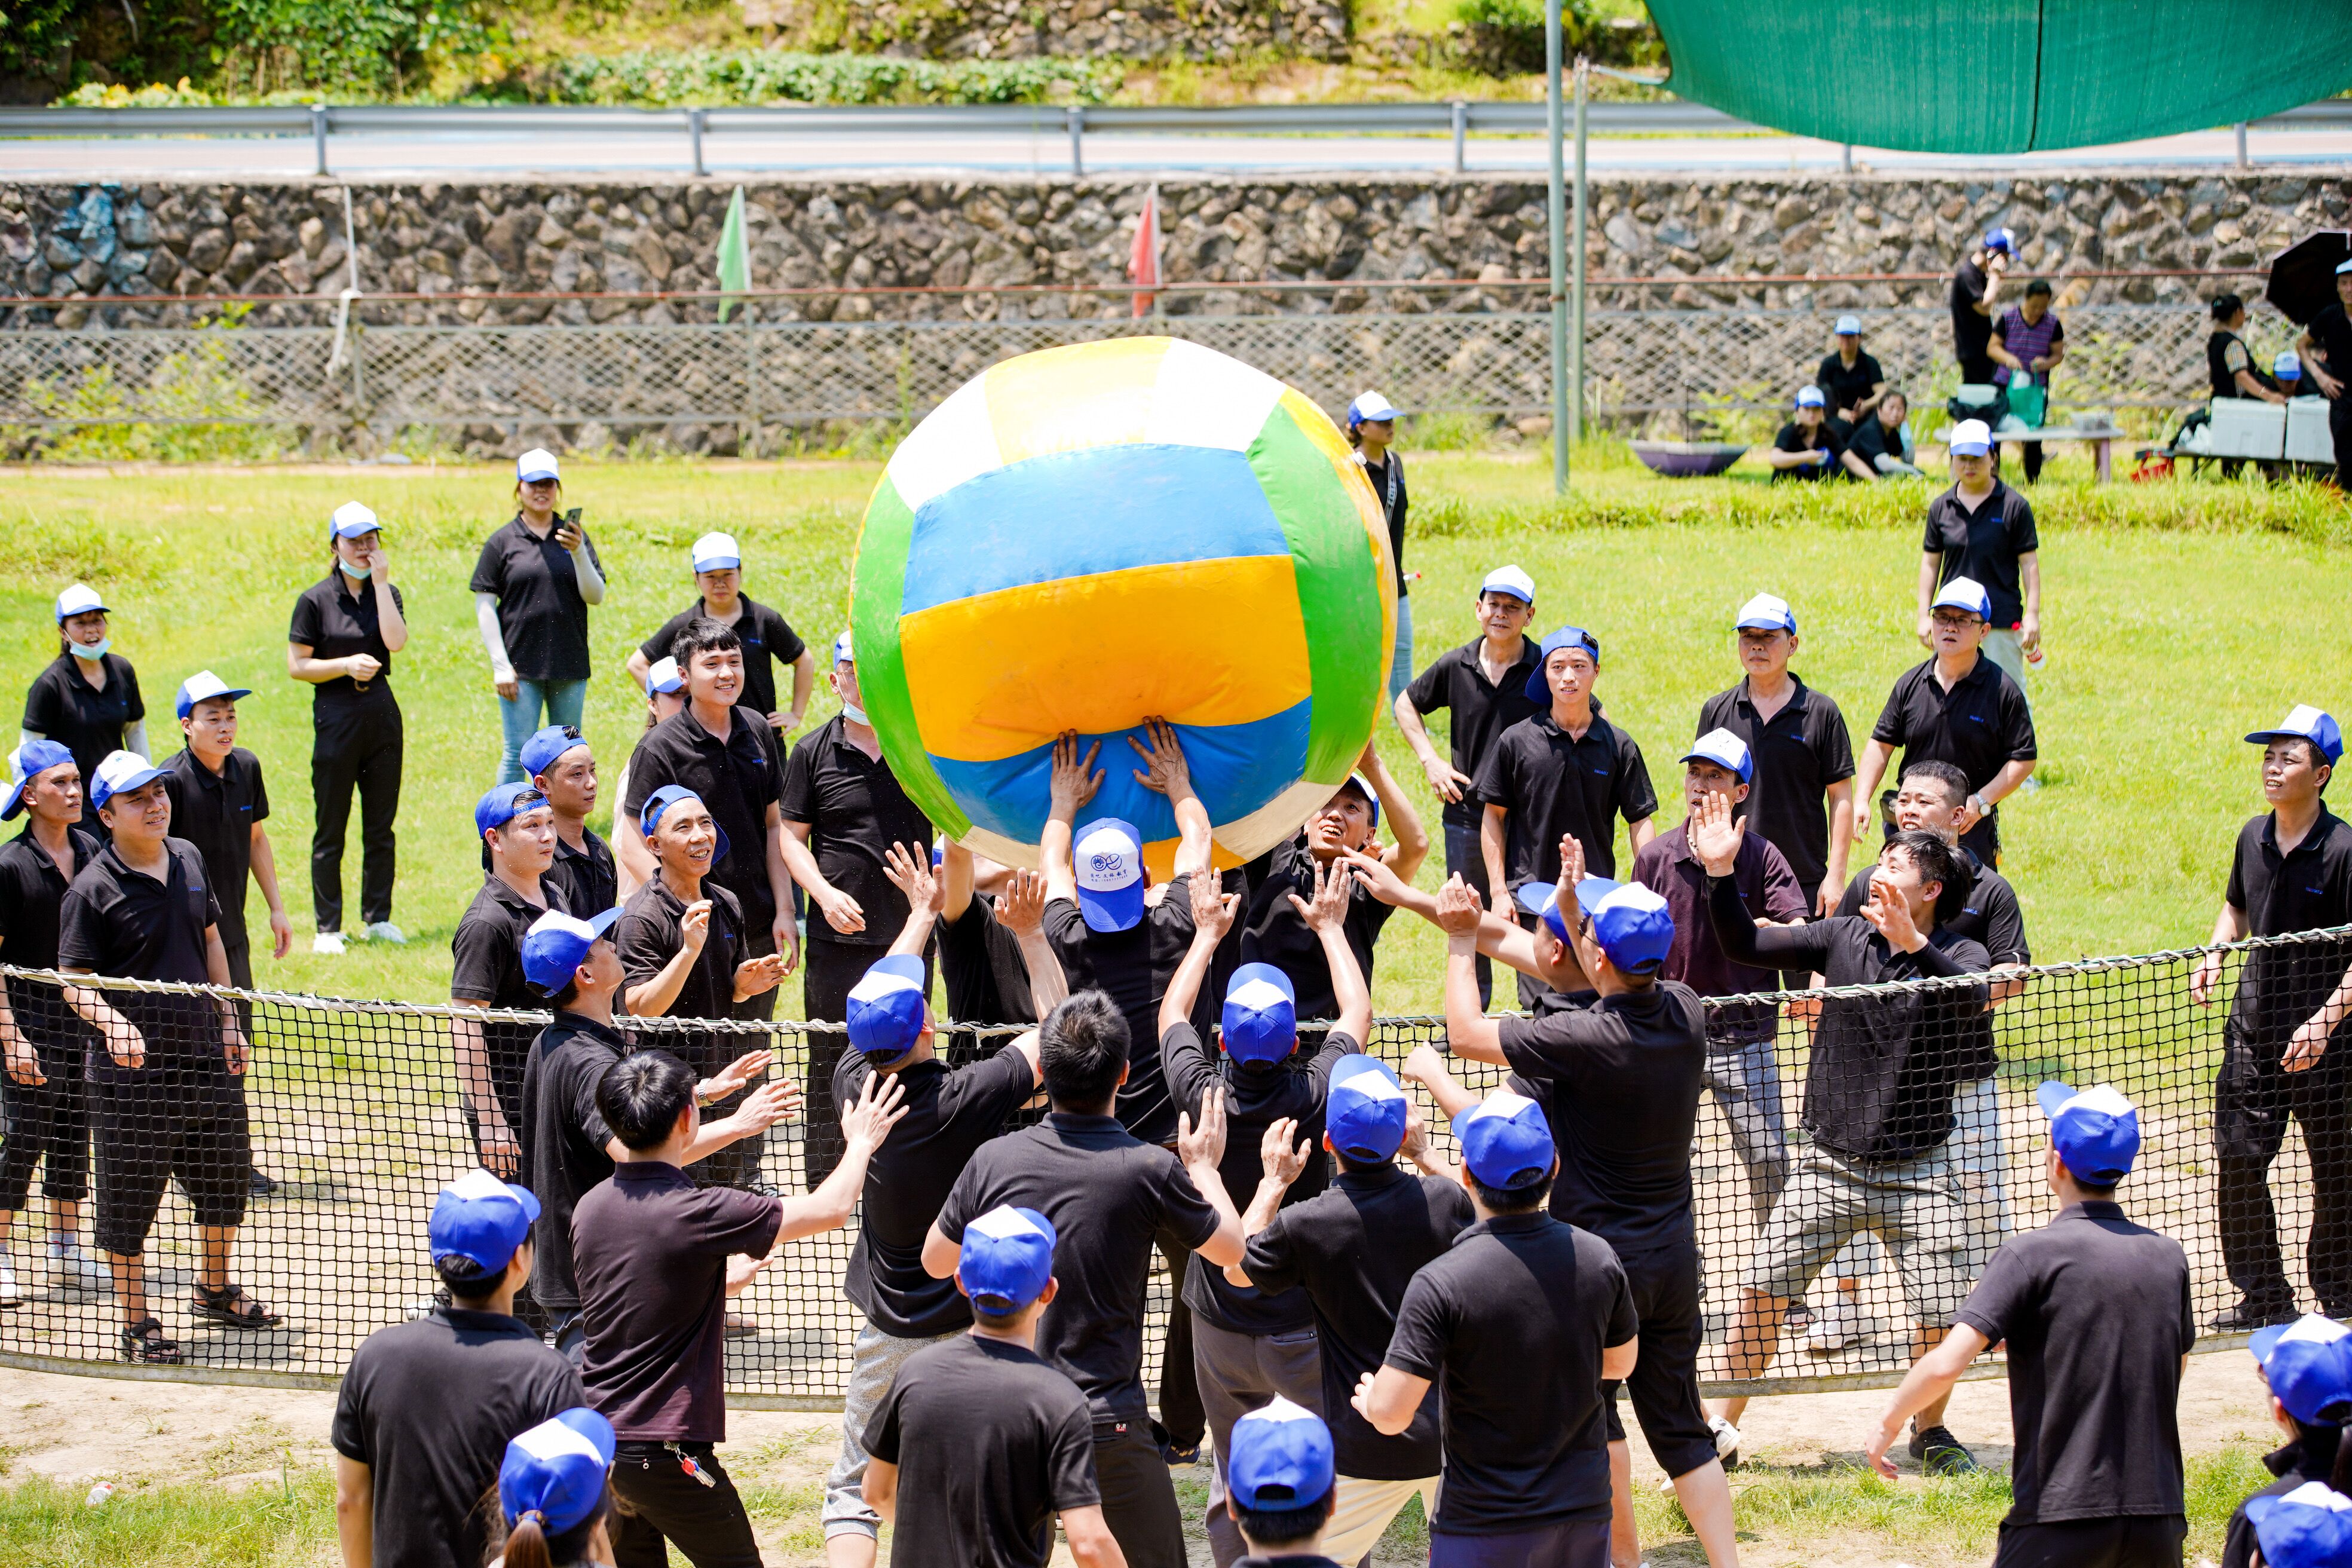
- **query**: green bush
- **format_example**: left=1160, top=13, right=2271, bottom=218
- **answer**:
left=210, top=0, right=490, bottom=96
left=534, top=48, right=1121, bottom=107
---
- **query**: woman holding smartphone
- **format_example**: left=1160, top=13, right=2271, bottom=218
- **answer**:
left=471, top=448, right=608, bottom=783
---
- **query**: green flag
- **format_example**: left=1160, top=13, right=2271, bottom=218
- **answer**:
left=716, top=186, right=749, bottom=323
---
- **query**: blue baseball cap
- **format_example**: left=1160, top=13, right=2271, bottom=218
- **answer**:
left=1227, top=1396, right=1335, bottom=1511
left=1794, top=385, right=1826, bottom=409
left=639, top=783, right=731, bottom=865
left=1479, top=564, right=1536, bottom=605
left=475, top=783, right=548, bottom=838
left=2035, top=1081, right=2141, bottom=1184
left=519, top=724, right=589, bottom=782
left=2, top=739, right=76, bottom=821
left=1833, top=314, right=1863, bottom=335
left=54, top=583, right=107, bottom=623
left=691, top=531, right=741, bottom=572
left=1457, top=1089, right=1554, bottom=1190
left=1931, top=575, right=1992, bottom=621
left=2252, top=1316, right=2352, bottom=1425
left=645, top=656, right=685, bottom=696
left=1221, top=964, right=1298, bottom=1065
left=1983, top=226, right=2017, bottom=255
left=1948, top=418, right=1994, bottom=458
left=520, top=906, right=622, bottom=995
left=847, top=953, right=929, bottom=1062
left=2246, top=1483, right=2352, bottom=1567
left=1073, top=817, right=1147, bottom=933
left=1515, top=880, right=1573, bottom=944
left=958, top=1204, right=1057, bottom=1315
left=1682, top=727, right=1753, bottom=784
left=174, top=669, right=252, bottom=720
left=1348, top=390, right=1401, bottom=425
left=329, top=500, right=382, bottom=540
left=89, top=749, right=166, bottom=811
left=1334, top=773, right=1380, bottom=830
left=2278, top=350, right=2305, bottom=381
left=498, top=1409, right=615, bottom=1538
left=1327, top=1055, right=1409, bottom=1165
left=1579, top=877, right=1675, bottom=973
left=430, top=1166, right=543, bottom=1273
left=1734, top=592, right=1796, bottom=633
left=2247, top=705, right=2345, bottom=767
left=1523, top=625, right=1601, bottom=701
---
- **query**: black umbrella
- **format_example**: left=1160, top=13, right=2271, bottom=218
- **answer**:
left=2265, top=231, right=2352, bottom=326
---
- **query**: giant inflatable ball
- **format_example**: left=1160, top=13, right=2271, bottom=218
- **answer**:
left=850, top=336, right=1395, bottom=877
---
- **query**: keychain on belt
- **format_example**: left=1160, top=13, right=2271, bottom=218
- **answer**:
left=665, top=1442, right=717, bottom=1489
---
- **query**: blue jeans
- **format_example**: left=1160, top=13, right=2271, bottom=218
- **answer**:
left=497, top=678, right=587, bottom=783
left=1389, top=592, right=1414, bottom=703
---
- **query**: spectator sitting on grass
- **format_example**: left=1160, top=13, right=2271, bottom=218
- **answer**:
left=1842, top=390, right=1921, bottom=480
left=1765, top=387, right=1843, bottom=481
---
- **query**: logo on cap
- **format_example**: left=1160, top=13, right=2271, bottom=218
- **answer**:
left=1073, top=818, right=1146, bottom=933
left=1734, top=592, right=1796, bottom=634
left=90, top=750, right=166, bottom=810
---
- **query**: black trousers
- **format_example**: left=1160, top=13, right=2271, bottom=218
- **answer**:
left=1154, top=1226, right=1204, bottom=1450
left=1992, top=1514, right=2184, bottom=1568
left=1092, top=1414, right=1189, bottom=1568
left=310, top=696, right=402, bottom=931
left=2215, top=1030, right=2352, bottom=1313
left=609, top=1440, right=761, bottom=1568
left=1598, top=1243, right=1717, bottom=1480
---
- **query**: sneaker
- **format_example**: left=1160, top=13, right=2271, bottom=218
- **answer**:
left=1806, top=1291, right=1863, bottom=1353
left=2211, top=1297, right=2298, bottom=1334
left=1159, top=1438, right=1200, bottom=1467
left=0, top=1256, right=21, bottom=1307
left=1708, top=1415, right=1742, bottom=1472
left=1908, top=1424, right=1980, bottom=1475
left=312, top=931, right=346, bottom=956
left=364, top=921, right=407, bottom=945
left=48, top=1238, right=105, bottom=1289
left=1783, top=1297, right=1814, bottom=1333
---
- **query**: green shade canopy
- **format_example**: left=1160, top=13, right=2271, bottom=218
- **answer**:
left=1646, top=0, right=2352, bottom=154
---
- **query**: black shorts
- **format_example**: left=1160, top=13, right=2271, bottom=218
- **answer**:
left=92, top=1075, right=251, bottom=1254
left=1598, top=1242, right=1717, bottom=1480
left=1992, top=1514, right=2184, bottom=1568
left=0, top=1065, right=90, bottom=1209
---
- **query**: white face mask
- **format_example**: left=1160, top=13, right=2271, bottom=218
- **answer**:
left=339, top=556, right=373, bottom=580
left=840, top=702, right=869, bottom=726
left=69, top=637, right=111, bottom=661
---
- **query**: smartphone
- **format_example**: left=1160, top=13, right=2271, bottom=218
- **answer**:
left=559, top=507, right=583, bottom=547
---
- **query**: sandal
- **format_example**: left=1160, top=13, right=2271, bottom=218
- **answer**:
left=120, top=1315, right=185, bottom=1364
left=192, top=1282, right=282, bottom=1330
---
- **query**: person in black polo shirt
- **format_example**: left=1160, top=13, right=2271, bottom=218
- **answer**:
left=626, top=531, right=814, bottom=735
left=1950, top=228, right=2014, bottom=385
left=1476, top=623, right=1658, bottom=1009
left=1764, top=386, right=1845, bottom=480
left=822, top=843, right=1048, bottom=1568
left=1918, top=421, right=2042, bottom=699
left=0, top=742, right=105, bottom=1303
left=1867, top=1083, right=2193, bottom=1567
left=1692, top=793, right=1993, bottom=1474
left=1354, top=1091, right=1638, bottom=1568
left=23, top=583, right=148, bottom=801
left=2192, top=706, right=2352, bottom=1331
left=1396, top=564, right=1542, bottom=1008
left=331, top=1171, right=585, bottom=1568
left=1162, top=864, right=1364, bottom=1568
left=60, top=751, right=277, bottom=1362
left=936, top=839, right=1066, bottom=1033
left=517, top=908, right=794, bottom=1359
left=613, top=657, right=689, bottom=904
left=862, top=1203, right=1122, bottom=1568
left=1853, top=575, right=2036, bottom=868
left=1218, top=1399, right=1351, bottom=1568
left=782, top=629, right=937, bottom=1183
left=1818, top=314, right=1888, bottom=436
left=925, top=990, right=1247, bottom=1568
left=2295, top=259, right=2352, bottom=490
left=473, top=449, right=608, bottom=786
left=514, top=725, right=616, bottom=917
left=1842, top=390, right=1922, bottom=480
left=1348, top=391, right=1413, bottom=706
left=289, top=502, right=409, bottom=955
left=2222, top=1316, right=2352, bottom=1568
left=575, top=1049, right=905, bottom=1568
left=451, top=783, right=561, bottom=1180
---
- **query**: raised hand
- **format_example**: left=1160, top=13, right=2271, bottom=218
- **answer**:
left=881, top=840, right=944, bottom=916
left=1049, top=731, right=1104, bottom=819
left=705, top=1047, right=776, bottom=1101
left=1338, top=846, right=1410, bottom=906
left=1259, top=1115, right=1312, bottom=1189
left=997, top=868, right=1051, bottom=938
left=1860, top=874, right=1925, bottom=954
left=1190, top=869, right=1242, bottom=941
left=1128, top=718, right=1194, bottom=798
left=1432, top=875, right=1483, bottom=936
left=1177, top=1083, right=1229, bottom=1171
left=732, top=952, right=788, bottom=1000
left=679, top=898, right=713, bottom=954
left=840, top=1069, right=909, bottom=1154
left=734, top=1076, right=803, bottom=1132
left=1288, top=855, right=1350, bottom=935
left=1687, top=788, right=1742, bottom=875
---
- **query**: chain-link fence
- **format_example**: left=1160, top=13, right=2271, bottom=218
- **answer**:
left=0, top=301, right=2298, bottom=445
left=1, top=926, right=2342, bottom=1404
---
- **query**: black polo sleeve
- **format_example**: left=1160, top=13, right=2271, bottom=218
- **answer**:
left=468, top=531, right=508, bottom=598
left=1982, top=880, right=2029, bottom=966
left=1953, top=1238, right=2032, bottom=1346
left=1871, top=677, right=1912, bottom=748
left=1997, top=679, right=2038, bottom=761
left=1046, top=1388, right=1102, bottom=1512
left=450, top=914, right=513, bottom=1004
left=1404, top=653, right=1450, bottom=715
left=289, top=590, right=323, bottom=648
left=1383, top=1265, right=1454, bottom=1381
left=2011, top=492, right=2042, bottom=556
left=2225, top=820, right=2255, bottom=910
left=638, top=608, right=696, bottom=666
left=760, top=603, right=808, bottom=666
left=1470, top=727, right=1521, bottom=814
left=1816, top=694, right=1857, bottom=782
left=1238, top=1208, right=1306, bottom=1296
left=777, top=733, right=817, bottom=825
left=1707, top=874, right=1836, bottom=970
left=1154, top=1150, right=1225, bottom=1254
left=1160, top=1021, right=1216, bottom=1122
left=56, top=883, right=103, bottom=972
left=120, top=661, right=145, bottom=727
left=249, top=755, right=271, bottom=825
left=23, top=666, right=59, bottom=736
left=1613, top=729, right=1658, bottom=825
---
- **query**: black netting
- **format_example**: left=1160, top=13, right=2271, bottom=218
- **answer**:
left=1, top=928, right=2345, bottom=1401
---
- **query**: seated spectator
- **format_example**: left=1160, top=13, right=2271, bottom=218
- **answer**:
left=1843, top=390, right=1921, bottom=480
left=1817, top=315, right=1888, bottom=437
left=1990, top=280, right=2066, bottom=483
left=2277, top=352, right=2307, bottom=397
left=1765, top=387, right=1843, bottom=482
left=2210, top=294, right=2287, bottom=406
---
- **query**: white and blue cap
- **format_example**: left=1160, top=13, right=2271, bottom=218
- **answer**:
left=1221, top=963, right=1298, bottom=1065
left=1794, top=384, right=1826, bottom=409
left=2250, top=1315, right=2352, bottom=1425
left=2, top=739, right=76, bottom=821
left=958, top=1205, right=1058, bottom=1315
left=2246, top=705, right=2345, bottom=767
left=1327, top=1055, right=1409, bottom=1165
left=519, top=724, right=589, bottom=781
left=691, top=531, right=741, bottom=572
left=1457, top=1089, right=1555, bottom=1191
left=2278, top=350, right=2304, bottom=381
left=1524, top=624, right=1601, bottom=700
left=1479, top=564, right=1536, bottom=605
left=645, top=656, right=685, bottom=696
left=2034, top=1080, right=2141, bottom=1184
left=1948, top=418, right=1994, bottom=457
left=1734, top=592, right=1796, bottom=634
left=54, top=583, right=106, bottom=623
left=847, top=953, right=929, bottom=1062
left=90, top=749, right=167, bottom=810
left=476, top=782, right=549, bottom=838
left=1983, top=226, right=2017, bottom=254
left=1931, top=574, right=1993, bottom=620
left=833, top=629, right=855, bottom=665
left=639, top=783, right=731, bottom=864
left=1073, top=817, right=1147, bottom=933
left=1578, top=877, right=1676, bottom=973
left=516, top=448, right=561, bottom=483
left=1334, top=773, right=1380, bottom=829
left=329, top=500, right=381, bottom=540
left=1348, top=390, right=1401, bottom=426
left=2338, top=258, right=2352, bottom=277
left=1833, top=313, right=1863, bottom=335
left=1515, top=881, right=1573, bottom=944
left=1682, top=727, right=1753, bottom=784
left=520, top=906, right=622, bottom=995
left=430, top=1166, right=543, bottom=1273
left=174, top=669, right=252, bottom=720
left=2245, top=1483, right=2352, bottom=1568
left=1227, top=1396, right=1336, bottom=1512
left=498, top=1409, right=615, bottom=1538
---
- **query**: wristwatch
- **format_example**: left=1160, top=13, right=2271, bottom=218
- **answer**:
left=1967, top=792, right=1989, bottom=817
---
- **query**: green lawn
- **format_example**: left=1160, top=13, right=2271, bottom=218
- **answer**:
left=3, top=450, right=2348, bottom=1018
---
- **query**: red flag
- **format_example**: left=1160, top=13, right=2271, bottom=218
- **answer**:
left=1129, top=184, right=1160, bottom=318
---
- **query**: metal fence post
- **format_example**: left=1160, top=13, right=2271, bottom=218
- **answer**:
left=690, top=108, right=708, bottom=177
left=743, top=310, right=761, bottom=455
left=1451, top=99, right=1468, bottom=176
left=1570, top=56, right=1588, bottom=449
left=311, top=103, right=329, bottom=177
left=2235, top=121, right=2249, bottom=169
left=1545, top=12, right=1568, bottom=495
left=1067, top=105, right=1085, bottom=179
left=1840, top=142, right=1853, bottom=174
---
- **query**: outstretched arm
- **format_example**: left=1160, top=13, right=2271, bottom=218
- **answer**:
left=1160, top=872, right=1239, bottom=1043
left=1434, top=879, right=1504, bottom=1064
left=1358, top=742, right=1429, bottom=882
left=1293, top=857, right=1373, bottom=1044
left=1131, top=718, right=1211, bottom=883
left=1041, top=731, right=1102, bottom=908
left=994, top=869, right=1070, bottom=1013
left=880, top=841, right=942, bottom=960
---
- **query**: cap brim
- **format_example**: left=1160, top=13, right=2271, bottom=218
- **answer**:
left=97, top=766, right=167, bottom=804
left=1077, top=881, right=1146, bottom=933
left=584, top=907, right=623, bottom=939
left=2035, top=1080, right=2076, bottom=1121
left=1481, top=586, right=1533, bottom=604
left=2252, top=1324, right=2290, bottom=1363
left=0, top=782, right=27, bottom=821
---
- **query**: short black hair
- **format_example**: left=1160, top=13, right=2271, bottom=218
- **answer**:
left=1469, top=1170, right=1553, bottom=1214
left=1879, top=386, right=1908, bottom=409
left=598, top=1050, right=697, bottom=1150
left=1898, top=758, right=1971, bottom=807
left=669, top=615, right=742, bottom=669
left=2286, top=736, right=2336, bottom=791
left=1885, top=829, right=1971, bottom=924
left=2212, top=292, right=2244, bottom=321
left=2025, top=277, right=2054, bottom=299
left=1232, top=1488, right=1334, bottom=1547
left=435, top=1253, right=504, bottom=1301
left=1039, top=991, right=1129, bottom=1111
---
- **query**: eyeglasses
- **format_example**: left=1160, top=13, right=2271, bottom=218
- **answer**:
left=1929, top=613, right=1982, bottom=629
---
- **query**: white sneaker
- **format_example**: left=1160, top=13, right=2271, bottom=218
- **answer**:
left=48, top=1238, right=104, bottom=1288
left=1806, top=1291, right=1863, bottom=1352
left=364, top=921, right=407, bottom=945
left=0, top=1256, right=22, bottom=1307
left=1708, top=1414, right=1742, bottom=1470
left=313, top=931, right=346, bottom=955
